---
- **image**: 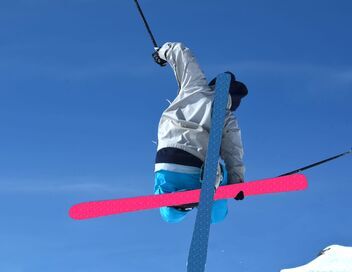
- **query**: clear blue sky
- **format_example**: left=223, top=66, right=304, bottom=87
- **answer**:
left=0, top=1, right=351, bottom=271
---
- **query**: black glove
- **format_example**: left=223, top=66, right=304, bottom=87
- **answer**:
left=234, top=191, right=245, bottom=201
left=152, top=51, right=167, bottom=67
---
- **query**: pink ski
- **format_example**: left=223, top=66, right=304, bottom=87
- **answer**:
left=69, top=174, right=308, bottom=220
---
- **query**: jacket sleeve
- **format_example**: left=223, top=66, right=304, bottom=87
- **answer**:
left=221, top=111, right=245, bottom=184
left=158, top=42, right=210, bottom=95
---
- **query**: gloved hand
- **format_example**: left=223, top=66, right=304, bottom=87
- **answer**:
left=152, top=49, right=167, bottom=67
left=234, top=179, right=245, bottom=201
left=234, top=191, right=244, bottom=200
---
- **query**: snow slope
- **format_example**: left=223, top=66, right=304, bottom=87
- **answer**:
left=281, top=245, right=352, bottom=272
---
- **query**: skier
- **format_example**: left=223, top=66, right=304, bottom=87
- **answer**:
left=153, top=42, right=248, bottom=223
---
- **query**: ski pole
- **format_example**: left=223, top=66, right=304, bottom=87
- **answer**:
left=279, top=148, right=352, bottom=177
left=133, top=0, right=159, bottom=50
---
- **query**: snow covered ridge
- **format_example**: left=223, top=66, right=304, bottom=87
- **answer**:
left=281, top=245, right=352, bottom=272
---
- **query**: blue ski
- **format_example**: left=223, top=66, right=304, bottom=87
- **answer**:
left=187, top=73, right=231, bottom=272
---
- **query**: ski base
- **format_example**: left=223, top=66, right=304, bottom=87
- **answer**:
left=69, top=174, right=308, bottom=220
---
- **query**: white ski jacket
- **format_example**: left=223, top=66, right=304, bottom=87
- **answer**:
left=155, top=42, right=245, bottom=184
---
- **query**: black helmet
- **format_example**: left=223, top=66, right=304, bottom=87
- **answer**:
left=209, top=71, right=248, bottom=111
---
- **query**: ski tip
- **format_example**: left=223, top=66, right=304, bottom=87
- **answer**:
left=282, top=173, right=309, bottom=191
left=68, top=206, right=79, bottom=220
left=292, top=173, right=308, bottom=190
left=69, top=205, right=87, bottom=220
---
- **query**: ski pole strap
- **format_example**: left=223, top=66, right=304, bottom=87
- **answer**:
left=279, top=148, right=352, bottom=177
left=133, top=0, right=159, bottom=49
